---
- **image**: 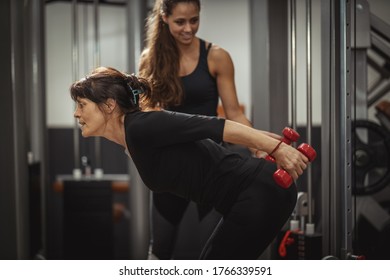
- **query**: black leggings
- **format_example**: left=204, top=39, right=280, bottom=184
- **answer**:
left=151, top=192, right=221, bottom=259
left=151, top=144, right=251, bottom=259
left=199, top=162, right=297, bottom=259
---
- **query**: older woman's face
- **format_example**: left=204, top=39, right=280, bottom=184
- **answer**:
left=73, top=97, right=107, bottom=137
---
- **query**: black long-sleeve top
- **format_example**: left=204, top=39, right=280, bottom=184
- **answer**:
left=125, top=110, right=265, bottom=214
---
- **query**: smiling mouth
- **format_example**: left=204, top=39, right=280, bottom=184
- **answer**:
left=79, top=121, right=86, bottom=129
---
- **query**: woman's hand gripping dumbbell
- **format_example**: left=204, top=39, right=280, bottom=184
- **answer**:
left=266, top=127, right=317, bottom=188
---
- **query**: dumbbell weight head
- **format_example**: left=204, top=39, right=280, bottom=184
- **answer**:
left=282, top=127, right=300, bottom=144
left=273, top=169, right=293, bottom=189
left=296, top=143, right=317, bottom=162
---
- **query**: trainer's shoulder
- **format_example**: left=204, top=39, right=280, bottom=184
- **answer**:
left=208, top=44, right=231, bottom=60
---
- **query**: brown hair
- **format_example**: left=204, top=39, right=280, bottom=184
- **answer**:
left=139, top=0, right=201, bottom=108
left=70, top=66, right=151, bottom=114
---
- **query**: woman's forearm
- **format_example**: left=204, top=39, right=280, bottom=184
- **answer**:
left=223, top=120, right=309, bottom=179
left=223, top=120, right=280, bottom=154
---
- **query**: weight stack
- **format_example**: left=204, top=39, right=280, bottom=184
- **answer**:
left=278, top=231, right=322, bottom=260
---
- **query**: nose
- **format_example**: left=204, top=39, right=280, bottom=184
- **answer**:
left=74, top=106, right=80, bottom=118
left=183, top=22, right=192, bottom=32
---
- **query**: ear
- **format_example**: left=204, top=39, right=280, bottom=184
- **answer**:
left=161, top=14, right=168, bottom=24
left=104, top=98, right=117, bottom=113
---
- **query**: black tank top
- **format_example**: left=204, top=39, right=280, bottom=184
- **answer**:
left=169, top=39, right=219, bottom=116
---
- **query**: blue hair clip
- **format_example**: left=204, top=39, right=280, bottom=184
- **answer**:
left=128, top=85, right=144, bottom=105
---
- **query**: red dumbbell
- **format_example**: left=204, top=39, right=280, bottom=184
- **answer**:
left=272, top=142, right=317, bottom=188
left=265, top=127, right=299, bottom=187
left=265, top=127, right=300, bottom=162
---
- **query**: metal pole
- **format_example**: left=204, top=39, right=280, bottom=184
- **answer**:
left=339, top=0, right=353, bottom=259
left=26, top=0, right=48, bottom=259
left=93, top=0, right=100, bottom=69
left=290, top=0, right=297, bottom=132
left=93, top=0, right=103, bottom=177
left=72, top=0, right=81, bottom=178
left=289, top=0, right=300, bottom=228
left=127, top=0, right=149, bottom=259
left=320, top=0, right=336, bottom=258
left=83, top=4, right=89, bottom=76
left=306, top=0, right=314, bottom=230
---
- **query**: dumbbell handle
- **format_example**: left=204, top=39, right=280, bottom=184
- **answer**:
left=272, top=143, right=317, bottom=188
left=265, top=127, right=300, bottom=162
left=265, top=127, right=299, bottom=187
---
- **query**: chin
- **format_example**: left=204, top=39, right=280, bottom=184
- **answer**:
left=183, top=39, right=193, bottom=44
left=179, top=37, right=193, bottom=44
left=81, top=130, right=91, bottom=138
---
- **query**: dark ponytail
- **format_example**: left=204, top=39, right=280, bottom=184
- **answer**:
left=70, top=66, right=151, bottom=114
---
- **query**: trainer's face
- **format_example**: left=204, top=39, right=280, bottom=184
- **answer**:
left=74, top=97, right=107, bottom=137
left=162, top=2, right=200, bottom=46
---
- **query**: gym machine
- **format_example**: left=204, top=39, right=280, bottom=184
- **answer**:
left=249, top=0, right=322, bottom=259
left=319, top=0, right=390, bottom=260
left=352, top=1, right=390, bottom=259
left=274, top=0, right=390, bottom=260
left=276, top=0, right=322, bottom=260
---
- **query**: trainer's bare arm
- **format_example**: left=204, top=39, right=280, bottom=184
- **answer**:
left=223, top=120, right=308, bottom=180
